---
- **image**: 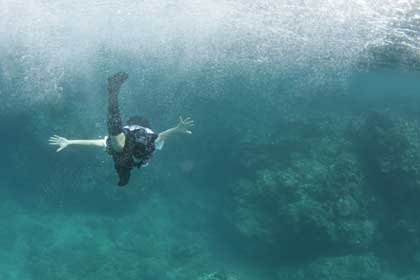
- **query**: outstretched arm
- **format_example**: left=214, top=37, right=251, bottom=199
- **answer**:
left=156, top=116, right=194, bottom=143
left=49, top=135, right=106, bottom=152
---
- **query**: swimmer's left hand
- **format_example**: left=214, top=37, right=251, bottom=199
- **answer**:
left=176, top=116, right=194, bottom=134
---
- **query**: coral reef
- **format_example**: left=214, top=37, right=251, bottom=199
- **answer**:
left=351, top=112, right=420, bottom=262
left=226, top=108, right=420, bottom=277
left=226, top=113, right=376, bottom=258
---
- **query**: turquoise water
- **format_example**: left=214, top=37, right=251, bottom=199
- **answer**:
left=1, top=1, right=420, bottom=279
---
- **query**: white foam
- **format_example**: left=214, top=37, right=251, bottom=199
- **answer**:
left=0, top=0, right=418, bottom=103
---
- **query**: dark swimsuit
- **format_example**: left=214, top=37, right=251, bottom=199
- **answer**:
left=106, top=72, right=157, bottom=186
left=106, top=125, right=157, bottom=186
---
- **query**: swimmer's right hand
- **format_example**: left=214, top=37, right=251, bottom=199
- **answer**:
left=49, top=135, right=70, bottom=152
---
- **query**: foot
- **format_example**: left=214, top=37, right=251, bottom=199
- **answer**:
left=108, top=72, right=129, bottom=92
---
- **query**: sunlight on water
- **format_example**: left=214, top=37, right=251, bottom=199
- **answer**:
left=0, top=0, right=418, bottom=103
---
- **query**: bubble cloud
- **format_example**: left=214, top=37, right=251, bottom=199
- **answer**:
left=0, top=0, right=418, bottom=104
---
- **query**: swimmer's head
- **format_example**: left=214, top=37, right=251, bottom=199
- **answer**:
left=126, top=115, right=151, bottom=129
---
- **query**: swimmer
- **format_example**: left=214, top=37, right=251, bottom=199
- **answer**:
left=49, top=72, right=194, bottom=186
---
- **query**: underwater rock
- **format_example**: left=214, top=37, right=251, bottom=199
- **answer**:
left=277, top=254, right=382, bottom=280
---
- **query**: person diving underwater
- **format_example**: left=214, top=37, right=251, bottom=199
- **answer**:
left=49, top=72, right=194, bottom=186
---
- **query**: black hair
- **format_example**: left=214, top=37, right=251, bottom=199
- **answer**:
left=126, top=115, right=151, bottom=129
